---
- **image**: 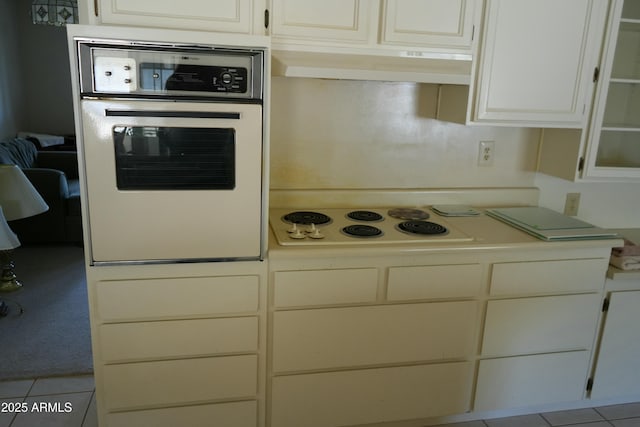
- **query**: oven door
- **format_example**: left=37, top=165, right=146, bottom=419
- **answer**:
left=80, top=100, right=264, bottom=263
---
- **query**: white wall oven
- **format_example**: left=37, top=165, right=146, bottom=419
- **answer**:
left=71, top=32, right=267, bottom=264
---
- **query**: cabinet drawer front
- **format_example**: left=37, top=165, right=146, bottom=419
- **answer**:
left=273, top=301, right=477, bottom=372
left=99, top=317, right=258, bottom=363
left=482, top=294, right=600, bottom=356
left=106, top=401, right=257, bottom=427
left=273, top=268, right=378, bottom=307
left=96, top=275, right=259, bottom=321
left=490, top=258, right=608, bottom=296
left=103, top=355, right=257, bottom=410
left=475, top=351, right=590, bottom=411
left=271, top=362, right=473, bottom=427
left=387, top=263, right=483, bottom=301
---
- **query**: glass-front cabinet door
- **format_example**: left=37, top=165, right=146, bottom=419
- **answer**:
left=584, top=0, right=640, bottom=179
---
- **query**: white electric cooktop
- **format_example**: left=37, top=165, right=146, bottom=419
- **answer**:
left=270, top=207, right=474, bottom=246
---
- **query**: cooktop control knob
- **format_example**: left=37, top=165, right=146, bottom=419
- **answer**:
left=307, top=223, right=325, bottom=239
left=220, top=72, right=234, bottom=87
left=290, top=228, right=306, bottom=239
left=287, top=223, right=305, bottom=239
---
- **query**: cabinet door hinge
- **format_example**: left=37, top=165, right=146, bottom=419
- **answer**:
left=578, top=157, right=585, bottom=172
left=586, top=377, right=594, bottom=392
left=264, top=9, right=270, bottom=29
left=593, top=66, right=600, bottom=83
left=602, top=297, right=610, bottom=312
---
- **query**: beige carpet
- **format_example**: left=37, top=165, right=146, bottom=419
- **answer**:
left=0, top=244, right=93, bottom=380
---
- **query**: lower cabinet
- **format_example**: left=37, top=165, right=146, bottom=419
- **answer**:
left=271, top=362, right=474, bottom=427
left=475, top=351, right=592, bottom=411
left=269, top=262, right=482, bottom=426
left=590, top=289, right=640, bottom=400
left=105, top=401, right=257, bottom=427
left=88, top=263, right=265, bottom=427
left=268, top=250, right=614, bottom=425
left=102, top=355, right=257, bottom=410
left=481, top=294, right=602, bottom=356
left=272, top=301, right=478, bottom=372
left=474, top=258, right=607, bottom=412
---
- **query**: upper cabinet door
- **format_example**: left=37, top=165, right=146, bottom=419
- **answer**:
left=381, top=0, right=477, bottom=52
left=582, top=0, right=640, bottom=179
left=270, top=0, right=377, bottom=44
left=472, top=0, right=608, bottom=128
left=96, top=0, right=260, bottom=34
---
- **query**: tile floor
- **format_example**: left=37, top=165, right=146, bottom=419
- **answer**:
left=1, top=375, right=639, bottom=427
left=0, top=375, right=96, bottom=427
left=434, top=403, right=640, bottom=427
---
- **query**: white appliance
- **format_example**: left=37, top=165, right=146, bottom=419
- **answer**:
left=69, top=27, right=268, bottom=264
left=270, top=208, right=473, bottom=246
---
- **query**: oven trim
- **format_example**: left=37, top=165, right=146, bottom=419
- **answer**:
left=105, top=110, right=242, bottom=119
left=76, top=38, right=264, bottom=102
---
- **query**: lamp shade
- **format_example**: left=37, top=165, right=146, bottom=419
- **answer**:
left=0, top=164, right=49, bottom=221
left=0, top=207, right=20, bottom=250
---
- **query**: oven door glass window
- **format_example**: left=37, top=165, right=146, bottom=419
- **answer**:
left=113, top=126, right=235, bottom=190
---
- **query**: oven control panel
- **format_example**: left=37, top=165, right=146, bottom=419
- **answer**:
left=139, top=63, right=248, bottom=94
left=77, top=39, right=264, bottom=101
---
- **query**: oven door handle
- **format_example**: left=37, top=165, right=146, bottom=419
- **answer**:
left=105, top=110, right=241, bottom=119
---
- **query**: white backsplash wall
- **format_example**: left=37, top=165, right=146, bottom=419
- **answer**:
left=270, top=77, right=540, bottom=190
left=535, top=174, right=640, bottom=229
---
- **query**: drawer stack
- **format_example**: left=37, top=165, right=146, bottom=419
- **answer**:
left=268, top=248, right=613, bottom=426
left=91, top=269, right=264, bottom=427
left=475, top=258, right=609, bottom=411
left=269, top=262, right=484, bottom=427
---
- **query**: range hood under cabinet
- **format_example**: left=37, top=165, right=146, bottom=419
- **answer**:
left=269, top=0, right=479, bottom=85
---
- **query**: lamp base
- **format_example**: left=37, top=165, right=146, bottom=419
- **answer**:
left=0, top=275, right=23, bottom=293
left=0, top=250, right=22, bottom=293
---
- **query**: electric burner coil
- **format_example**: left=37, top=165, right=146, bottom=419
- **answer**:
left=387, top=208, right=430, bottom=220
left=397, top=220, right=448, bottom=235
left=341, top=224, right=383, bottom=238
left=283, top=211, right=331, bottom=225
left=347, top=210, right=384, bottom=222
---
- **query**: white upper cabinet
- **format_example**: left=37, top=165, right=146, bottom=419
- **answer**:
left=538, top=0, right=640, bottom=181
left=88, top=0, right=265, bottom=34
left=270, top=0, right=478, bottom=53
left=381, top=0, right=476, bottom=51
left=470, top=0, right=608, bottom=128
left=270, top=0, right=377, bottom=44
left=582, top=0, right=640, bottom=179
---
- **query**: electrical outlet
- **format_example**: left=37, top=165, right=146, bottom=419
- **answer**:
left=478, top=141, right=494, bottom=166
left=564, top=193, right=581, bottom=216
